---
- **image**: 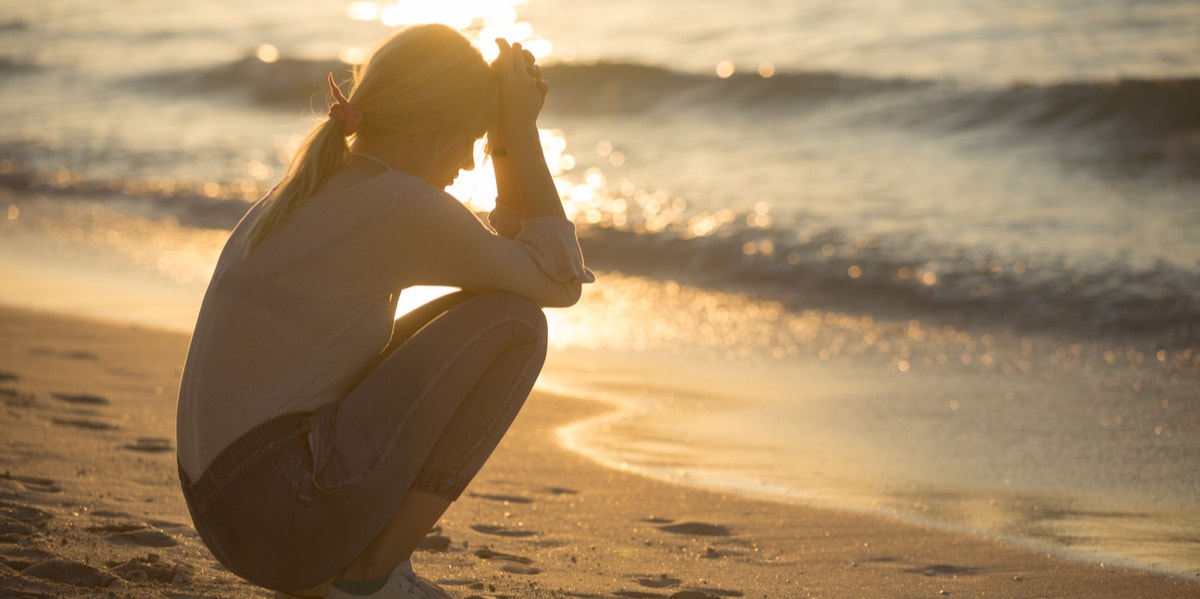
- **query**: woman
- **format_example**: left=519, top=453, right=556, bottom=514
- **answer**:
left=176, top=25, right=592, bottom=599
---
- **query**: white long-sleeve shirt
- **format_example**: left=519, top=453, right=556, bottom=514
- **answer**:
left=177, top=170, right=592, bottom=479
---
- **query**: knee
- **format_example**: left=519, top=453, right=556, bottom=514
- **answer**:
left=479, top=293, right=547, bottom=344
left=511, top=295, right=548, bottom=342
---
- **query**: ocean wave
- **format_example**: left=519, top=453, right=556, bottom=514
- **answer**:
left=543, top=62, right=1199, bottom=133
left=541, top=62, right=925, bottom=114
left=137, top=56, right=351, bottom=104
left=3, top=161, right=1196, bottom=346
left=578, top=224, right=1200, bottom=348
left=575, top=66, right=1197, bottom=171
left=139, top=54, right=925, bottom=108
left=916, top=78, right=1200, bottom=171
left=540, top=63, right=1200, bottom=172
left=135, top=54, right=1199, bottom=151
left=0, top=164, right=253, bottom=230
left=950, top=78, right=1200, bottom=132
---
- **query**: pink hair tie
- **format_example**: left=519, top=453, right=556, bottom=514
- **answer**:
left=327, top=72, right=362, bottom=135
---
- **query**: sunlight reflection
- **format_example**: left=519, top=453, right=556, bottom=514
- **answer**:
left=539, top=271, right=1170, bottom=384
left=255, top=44, right=279, bottom=63
left=2, top=199, right=226, bottom=286
left=346, top=2, right=379, bottom=21
left=339, top=46, right=367, bottom=65
left=447, top=130, right=572, bottom=212
left=347, top=0, right=552, bottom=62
left=446, top=139, right=497, bottom=210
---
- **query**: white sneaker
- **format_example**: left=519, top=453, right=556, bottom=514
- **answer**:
left=395, top=560, right=452, bottom=599
left=324, top=560, right=452, bottom=599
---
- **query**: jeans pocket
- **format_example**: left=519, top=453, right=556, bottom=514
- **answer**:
left=303, top=403, right=341, bottom=496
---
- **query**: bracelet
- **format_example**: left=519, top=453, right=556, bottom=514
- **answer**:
left=489, top=146, right=508, bottom=158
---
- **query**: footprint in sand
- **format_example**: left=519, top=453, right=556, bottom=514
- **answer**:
left=50, top=392, right=110, bottom=406
left=904, top=563, right=980, bottom=577
left=22, top=558, right=115, bottom=588
left=656, top=522, right=731, bottom=537
left=470, top=524, right=537, bottom=538
left=418, top=534, right=451, bottom=552
left=499, top=564, right=541, bottom=575
left=51, top=418, right=118, bottom=431
left=467, top=492, right=534, bottom=505
left=615, top=592, right=724, bottom=599
left=112, top=529, right=177, bottom=548
left=0, top=517, right=39, bottom=543
left=1, top=387, right=35, bottom=408
left=0, top=501, right=54, bottom=526
left=148, top=519, right=188, bottom=530
left=122, top=437, right=174, bottom=453
left=625, top=579, right=736, bottom=599
left=88, top=510, right=131, bottom=519
left=0, top=473, right=62, bottom=494
left=104, top=367, right=147, bottom=379
left=31, top=348, right=98, bottom=361
left=473, top=546, right=533, bottom=565
left=109, top=555, right=190, bottom=584
left=85, top=522, right=177, bottom=548
left=0, top=546, right=53, bottom=570
left=633, top=575, right=683, bottom=589
left=84, top=523, right=146, bottom=535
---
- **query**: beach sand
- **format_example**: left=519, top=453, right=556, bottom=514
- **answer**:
left=0, top=305, right=1196, bottom=598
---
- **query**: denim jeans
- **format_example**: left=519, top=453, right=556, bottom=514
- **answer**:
left=179, top=292, right=547, bottom=591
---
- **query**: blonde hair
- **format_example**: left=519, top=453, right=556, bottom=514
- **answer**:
left=244, top=24, right=498, bottom=254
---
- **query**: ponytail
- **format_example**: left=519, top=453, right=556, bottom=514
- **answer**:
left=243, top=118, right=350, bottom=255
left=241, top=24, right=497, bottom=255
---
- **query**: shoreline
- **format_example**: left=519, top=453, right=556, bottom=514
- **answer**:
left=1, top=304, right=1198, bottom=597
left=544, top=369, right=1200, bottom=584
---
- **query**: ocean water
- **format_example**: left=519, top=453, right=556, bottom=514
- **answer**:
left=2, top=0, right=1199, bottom=578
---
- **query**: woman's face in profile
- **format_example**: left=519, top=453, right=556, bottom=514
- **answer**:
left=426, top=131, right=480, bottom=189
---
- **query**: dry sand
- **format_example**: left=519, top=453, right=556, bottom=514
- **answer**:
left=0, top=305, right=1196, bottom=598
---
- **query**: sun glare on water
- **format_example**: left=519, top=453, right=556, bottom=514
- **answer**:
left=345, top=0, right=552, bottom=62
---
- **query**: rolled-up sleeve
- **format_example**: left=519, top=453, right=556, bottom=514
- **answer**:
left=488, top=202, right=524, bottom=239
left=387, top=189, right=594, bottom=308
left=513, top=217, right=595, bottom=289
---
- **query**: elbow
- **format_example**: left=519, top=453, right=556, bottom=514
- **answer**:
left=543, top=281, right=582, bottom=308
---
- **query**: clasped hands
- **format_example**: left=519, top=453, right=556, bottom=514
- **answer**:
left=489, top=39, right=548, bottom=155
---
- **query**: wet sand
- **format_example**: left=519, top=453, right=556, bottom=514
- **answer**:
left=0, top=305, right=1196, bottom=598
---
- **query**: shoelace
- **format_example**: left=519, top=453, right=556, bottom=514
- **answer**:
left=386, top=569, right=433, bottom=598
left=403, top=573, right=445, bottom=599
left=390, top=560, right=449, bottom=599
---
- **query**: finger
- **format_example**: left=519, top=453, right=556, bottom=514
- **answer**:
left=493, top=38, right=512, bottom=68
left=523, top=48, right=536, bottom=66
left=510, top=42, right=525, bottom=70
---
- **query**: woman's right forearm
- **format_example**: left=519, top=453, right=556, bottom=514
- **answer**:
left=491, top=151, right=523, bottom=217
left=503, top=123, right=565, bottom=219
